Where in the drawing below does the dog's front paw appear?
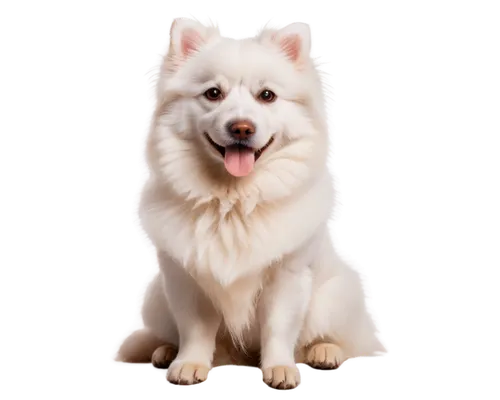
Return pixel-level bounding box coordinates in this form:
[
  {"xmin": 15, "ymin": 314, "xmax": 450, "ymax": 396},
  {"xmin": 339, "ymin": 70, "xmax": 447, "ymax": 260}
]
[
  {"xmin": 166, "ymin": 361, "xmax": 209, "ymax": 385},
  {"xmin": 305, "ymin": 342, "xmax": 345, "ymax": 370},
  {"xmin": 262, "ymin": 365, "xmax": 300, "ymax": 390}
]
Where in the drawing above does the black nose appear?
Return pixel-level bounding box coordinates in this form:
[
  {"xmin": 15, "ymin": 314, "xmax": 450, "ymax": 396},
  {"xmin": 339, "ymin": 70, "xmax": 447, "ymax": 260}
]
[{"xmin": 226, "ymin": 120, "xmax": 256, "ymax": 140}]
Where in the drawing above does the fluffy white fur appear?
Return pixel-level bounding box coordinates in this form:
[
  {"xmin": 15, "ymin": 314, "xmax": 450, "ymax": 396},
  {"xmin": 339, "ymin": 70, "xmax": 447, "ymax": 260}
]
[{"xmin": 117, "ymin": 18, "xmax": 384, "ymax": 389}]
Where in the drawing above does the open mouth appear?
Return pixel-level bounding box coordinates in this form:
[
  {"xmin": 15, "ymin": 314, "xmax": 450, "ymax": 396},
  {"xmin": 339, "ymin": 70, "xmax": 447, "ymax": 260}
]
[{"xmin": 204, "ymin": 133, "xmax": 274, "ymax": 161}]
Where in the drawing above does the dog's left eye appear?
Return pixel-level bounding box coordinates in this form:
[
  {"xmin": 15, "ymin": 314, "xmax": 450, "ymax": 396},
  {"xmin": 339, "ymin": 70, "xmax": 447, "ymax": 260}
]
[
  {"xmin": 258, "ymin": 89, "xmax": 277, "ymax": 103},
  {"xmin": 204, "ymin": 87, "xmax": 223, "ymax": 101}
]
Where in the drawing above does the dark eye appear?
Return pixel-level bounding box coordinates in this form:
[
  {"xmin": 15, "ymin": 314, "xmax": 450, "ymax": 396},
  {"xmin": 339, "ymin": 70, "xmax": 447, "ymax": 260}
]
[
  {"xmin": 204, "ymin": 87, "xmax": 223, "ymax": 101},
  {"xmin": 258, "ymin": 89, "xmax": 276, "ymax": 103}
]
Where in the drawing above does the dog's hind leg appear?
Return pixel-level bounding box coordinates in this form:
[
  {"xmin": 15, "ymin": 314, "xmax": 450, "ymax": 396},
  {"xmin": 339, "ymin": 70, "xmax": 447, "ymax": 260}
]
[
  {"xmin": 297, "ymin": 235, "xmax": 385, "ymax": 368},
  {"xmin": 116, "ymin": 272, "xmax": 179, "ymax": 365},
  {"xmin": 110, "ymin": 325, "xmax": 166, "ymax": 366}
]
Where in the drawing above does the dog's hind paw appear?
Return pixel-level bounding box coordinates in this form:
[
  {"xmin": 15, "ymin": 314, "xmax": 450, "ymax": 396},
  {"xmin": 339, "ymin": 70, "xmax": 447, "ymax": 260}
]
[
  {"xmin": 305, "ymin": 342, "xmax": 345, "ymax": 370},
  {"xmin": 151, "ymin": 344, "xmax": 178, "ymax": 369}
]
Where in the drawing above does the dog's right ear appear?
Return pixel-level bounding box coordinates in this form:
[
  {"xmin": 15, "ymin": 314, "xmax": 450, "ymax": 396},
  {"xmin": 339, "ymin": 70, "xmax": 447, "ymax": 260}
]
[{"xmin": 165, "ymin": 18, "xmax": 219, "ymax": 71}]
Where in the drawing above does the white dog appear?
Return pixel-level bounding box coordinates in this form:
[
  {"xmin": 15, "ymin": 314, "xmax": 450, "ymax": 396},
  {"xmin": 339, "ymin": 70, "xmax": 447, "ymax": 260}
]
[{"xmin": 117, "ymin": 18, "xmax": 384, "ymax": 389}]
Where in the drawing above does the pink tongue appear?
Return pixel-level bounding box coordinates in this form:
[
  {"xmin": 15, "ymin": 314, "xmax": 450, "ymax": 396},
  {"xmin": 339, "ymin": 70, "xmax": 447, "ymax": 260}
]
[{"xmin": 224, "ymin": 147, "xmax": 255, "ymax": 177}]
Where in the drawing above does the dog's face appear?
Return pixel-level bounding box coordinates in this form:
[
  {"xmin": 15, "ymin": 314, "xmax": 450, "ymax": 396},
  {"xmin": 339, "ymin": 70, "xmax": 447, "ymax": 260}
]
[
  {"xmin": 155, "ymin": 19, "xmax": 326, "ymax": 180},
  {"xmin": 183, "ymin": 38, "xmax": 290, "ymax": 178}
]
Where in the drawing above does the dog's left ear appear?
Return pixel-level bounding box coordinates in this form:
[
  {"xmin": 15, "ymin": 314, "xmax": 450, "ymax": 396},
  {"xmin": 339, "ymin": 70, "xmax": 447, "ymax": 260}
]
[{"xmin": 261, "ymin": 23, "xmax": 311, "ymax": 64}]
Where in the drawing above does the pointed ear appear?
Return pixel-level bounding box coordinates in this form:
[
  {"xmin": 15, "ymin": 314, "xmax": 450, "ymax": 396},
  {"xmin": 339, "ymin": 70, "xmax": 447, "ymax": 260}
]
[
  {"xmin": 261, "ymin": 22, "xmax": 311, "ymax": 64},
  {"xmin": 168, "ymin": 18, "xmax": 219, "ymax": 60}
]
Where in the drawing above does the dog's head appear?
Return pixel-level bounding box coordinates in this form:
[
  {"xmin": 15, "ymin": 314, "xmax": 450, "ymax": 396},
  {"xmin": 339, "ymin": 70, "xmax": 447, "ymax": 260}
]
[{"xmin": 149, "ymin": 19, "xmax": 328, "ymax": 202}]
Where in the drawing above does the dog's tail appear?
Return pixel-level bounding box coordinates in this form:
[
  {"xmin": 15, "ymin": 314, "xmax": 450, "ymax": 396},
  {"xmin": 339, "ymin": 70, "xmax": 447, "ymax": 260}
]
[{"xmin": 115, "ymin": 329, "xmax": 166, "ymax": 363}]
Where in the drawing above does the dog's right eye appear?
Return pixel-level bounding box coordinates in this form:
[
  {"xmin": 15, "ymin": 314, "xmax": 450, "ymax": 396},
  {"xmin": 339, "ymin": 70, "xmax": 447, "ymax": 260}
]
[{"xmin": 204, "ymin": 87, "xmax": 223, "ymax": 101}]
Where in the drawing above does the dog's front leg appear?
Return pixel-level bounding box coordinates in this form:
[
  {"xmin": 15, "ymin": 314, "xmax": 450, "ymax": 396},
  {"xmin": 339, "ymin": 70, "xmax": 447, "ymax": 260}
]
[
  {"xmin": 158, "ymin": 251, "xmax": 221, "ymax": 385},
  {"xmin": 258, "ymin": 253, "xmax": 313, "ymax": 389}
]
